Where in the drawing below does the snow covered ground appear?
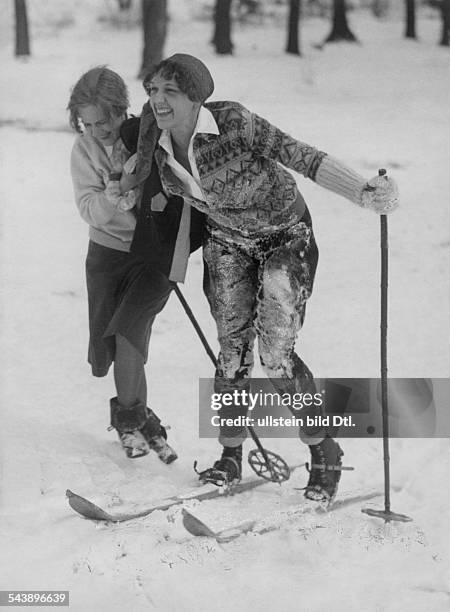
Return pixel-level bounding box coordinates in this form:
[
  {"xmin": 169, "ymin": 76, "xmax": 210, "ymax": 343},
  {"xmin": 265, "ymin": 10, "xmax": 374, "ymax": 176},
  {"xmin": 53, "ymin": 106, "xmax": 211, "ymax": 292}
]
[{"xmin": 1, "ymin": 4, "xmax": 449, "ymax": 611}]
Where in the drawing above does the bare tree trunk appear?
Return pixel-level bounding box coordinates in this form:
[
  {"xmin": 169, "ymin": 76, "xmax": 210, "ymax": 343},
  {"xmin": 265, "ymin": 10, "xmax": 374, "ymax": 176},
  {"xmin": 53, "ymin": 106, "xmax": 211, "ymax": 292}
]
[
  {"xmin": 325, "ymin": 0, "xmax": 358, "ymax": 43},
  {"xmin": 212, "ymin": 0, "xmax": 233, "ymax": 54},
  {"xmin": 15, "ymin": 0, "xmax": 30, "ymax": 57},
  {"xmin": 372, "ymin": 0, "xmax": 389, "ymax": 18},
  {"xmin": 117, "ymin": 0, "xmax": 132, "ymax": 9},
  {"xmin": 405, "ymin": 0, "xmax": 417, "ymax": 39},
  {"xmin": 139, "ymin": 0, "xmax": 167, "ymax": 79},
  {"xmin": 440, "ymin": 0, "xmax": 450, "ymax": 46},
  {"xmin": 286, "ymin": 0, "xmax": 302, "ymax": 55}
]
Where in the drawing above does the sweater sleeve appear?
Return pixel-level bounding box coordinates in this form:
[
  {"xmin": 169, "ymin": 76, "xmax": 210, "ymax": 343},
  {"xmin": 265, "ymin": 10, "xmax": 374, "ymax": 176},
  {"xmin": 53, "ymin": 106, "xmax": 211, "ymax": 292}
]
[
  {"xmin": 246, "ymin": 110, "xmax": 326, "ymax": 179},
  {"xmin": 313, "ymin": 154, "xmax": 367, "ymax": 206},
  {"xmin": 70, "ymin": 138, "xmax": 121, "ymax": 227},
  {"xmin": 246, "ymin": 110, "xmax": 367, "ymax": 206}
]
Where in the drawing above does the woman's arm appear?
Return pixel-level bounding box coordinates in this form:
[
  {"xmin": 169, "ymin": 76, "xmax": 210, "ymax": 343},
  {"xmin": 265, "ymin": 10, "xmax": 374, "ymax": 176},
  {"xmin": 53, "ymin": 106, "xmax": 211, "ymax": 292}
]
[
  {"xmin": 70, "ymin": 138, "xmax": 136, "ymax": 227},
  {"xmin": 247, "ymin": 110, "xmax": 398, "ymax": 214}
]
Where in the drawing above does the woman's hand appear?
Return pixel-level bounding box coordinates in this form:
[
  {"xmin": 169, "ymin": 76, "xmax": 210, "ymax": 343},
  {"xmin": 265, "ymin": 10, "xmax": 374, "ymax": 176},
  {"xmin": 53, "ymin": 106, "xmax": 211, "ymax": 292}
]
[
  {"xmin": 105, "ymin": 178, "xmax": 136, "ymax": 212},
  {"xmin": 119, "ymin": 154, "xmax": 138, "ymax": 194},
  {"xmin": 119, "ymin": 172, "xmax": 139, "ymax": 195},
  {"xmin": 361, "ymin": 173, "xmax": 399, "ymax": 214}
]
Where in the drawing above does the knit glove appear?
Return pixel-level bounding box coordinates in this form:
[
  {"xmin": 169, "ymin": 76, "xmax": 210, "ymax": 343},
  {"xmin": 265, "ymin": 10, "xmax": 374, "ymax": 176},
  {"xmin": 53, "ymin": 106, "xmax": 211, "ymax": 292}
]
[
  {"xmin": 361, "ymin": 172, "xmax": 399, "ymax": 214},
  {"xmin": 117, "ymin": 189, "xmax": 136, "ymax": 212},
  {"xmin": 104, "ymin": 179, "xmax": 136, "ymax": 212},
  {"xmin": 314, "ymin": 156, "xmax": 399, "ymax": 215},
  {"xmin": 104, "ymin": 179, "xmax": 122, "ymax": 205}
]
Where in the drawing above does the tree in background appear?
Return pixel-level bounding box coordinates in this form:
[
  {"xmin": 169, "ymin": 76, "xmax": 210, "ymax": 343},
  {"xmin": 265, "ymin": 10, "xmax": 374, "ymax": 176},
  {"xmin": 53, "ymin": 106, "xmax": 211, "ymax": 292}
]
[
  {"xmin": 212, "ymin": 0, "xmax": 234, "ymax": 54},
  {"xmin": 405, "ymin": 0, "xmax": 417, "ymax": 39},
  {"xmin": 15, "ymin": 0, "xmax": 30, "ymax": 57},
  {"xmin": 371, "ymin": 0, "xmax": 389, "ymax": 18},
  {"xmin": 305, "ymin": 0, "xmax": 327, "ymax": 18},
  {"xmin": 440, "ymin": 0, "xmax": 450, "ymax": 46},
  {"xmin": 324, "ymin": 0, "xmax": 358, "ymax": 43},
  {"xmin": 286, "ymin": 0, "xmax": 302, "ymax": 55},
  {"xmin": 139, "ymin": 0, "xmax": 167, "ymax": 78},
  {"xmin": 236, "ymin": 0, "xmax": 263, "ymax": 22}
]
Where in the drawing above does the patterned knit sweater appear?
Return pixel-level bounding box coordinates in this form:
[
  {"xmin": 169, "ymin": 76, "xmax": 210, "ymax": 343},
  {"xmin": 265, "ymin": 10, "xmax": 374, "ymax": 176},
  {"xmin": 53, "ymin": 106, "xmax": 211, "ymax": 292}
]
[{"xmin": 153, "ymin": 101, "xmax": 327, "ymax": 240}]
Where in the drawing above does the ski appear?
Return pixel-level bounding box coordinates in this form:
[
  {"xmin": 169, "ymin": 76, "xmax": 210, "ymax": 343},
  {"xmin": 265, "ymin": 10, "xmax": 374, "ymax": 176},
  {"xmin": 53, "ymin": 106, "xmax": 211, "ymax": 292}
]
[
  {"xmin": 182, "ymin": 489, "xmax": 386, "ymax": 543},
  {"xmin": 66, "ymin": 464, "xmax": 303, "ymax": 523}
]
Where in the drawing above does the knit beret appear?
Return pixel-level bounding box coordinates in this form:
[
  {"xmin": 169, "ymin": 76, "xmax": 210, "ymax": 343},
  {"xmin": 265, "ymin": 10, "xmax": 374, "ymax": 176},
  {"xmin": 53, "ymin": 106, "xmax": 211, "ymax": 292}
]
[
  {"xmin": 144, "ymin": 53, "xmax": 214, "ymax": 103},
  {"xmin": 167, "ymin": 54, "xmax": 214, "ymax": 102}
]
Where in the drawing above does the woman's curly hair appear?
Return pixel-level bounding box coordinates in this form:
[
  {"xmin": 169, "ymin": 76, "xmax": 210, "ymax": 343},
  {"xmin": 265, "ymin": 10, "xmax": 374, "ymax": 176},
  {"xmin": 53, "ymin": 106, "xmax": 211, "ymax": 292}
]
[{"xmin": 67, "ymin": 66, "xmax": 129, "ymax": 133}]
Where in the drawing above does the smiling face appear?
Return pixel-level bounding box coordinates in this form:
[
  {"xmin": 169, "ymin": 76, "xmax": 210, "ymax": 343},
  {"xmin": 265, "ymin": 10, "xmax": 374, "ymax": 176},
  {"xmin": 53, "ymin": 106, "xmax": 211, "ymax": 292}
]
[
  {"xmin": 78, "ymin": 104, "xmax": 125, "ymax": 146},
  {"xmin": 147, "ymin": 74, "xmax": 200, "ymax": 136}
]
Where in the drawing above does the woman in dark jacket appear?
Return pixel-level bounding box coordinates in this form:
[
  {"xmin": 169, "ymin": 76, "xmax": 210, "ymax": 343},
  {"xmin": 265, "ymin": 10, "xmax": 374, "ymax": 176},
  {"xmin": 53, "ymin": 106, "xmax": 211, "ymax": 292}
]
[{"xmin": 68, "ymin": 66, "xmax": 189, "ymax": 464}]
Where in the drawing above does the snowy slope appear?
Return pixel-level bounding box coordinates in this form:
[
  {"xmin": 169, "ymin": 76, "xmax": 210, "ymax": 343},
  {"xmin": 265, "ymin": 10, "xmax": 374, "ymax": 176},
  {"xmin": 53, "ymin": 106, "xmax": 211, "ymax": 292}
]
[{"xmin": 1, "ymin": 5, "xmax": 450, "ymax": 612}]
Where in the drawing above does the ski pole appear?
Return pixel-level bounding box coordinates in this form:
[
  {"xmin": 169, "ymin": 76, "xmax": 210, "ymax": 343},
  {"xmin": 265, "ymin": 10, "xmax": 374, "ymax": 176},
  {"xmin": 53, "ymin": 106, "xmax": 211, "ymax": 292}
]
[
  {"xmin": 173, "ymin": 284, "xmax": 217, "ymax": 367},
  {"xmin": 362, "ymin": 170, "xmax": 411, "ymax": 523},
  {"xmin": 173, "ymin": 284, "xmax": 290, "ymax": 482}
]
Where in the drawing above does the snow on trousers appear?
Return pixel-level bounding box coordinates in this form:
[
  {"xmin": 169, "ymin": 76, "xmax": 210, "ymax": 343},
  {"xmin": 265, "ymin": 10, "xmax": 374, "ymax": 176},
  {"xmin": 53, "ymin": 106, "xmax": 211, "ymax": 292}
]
[{"xmin": 203, "ymin": 211, "xmax": 325, "ymax": 447}]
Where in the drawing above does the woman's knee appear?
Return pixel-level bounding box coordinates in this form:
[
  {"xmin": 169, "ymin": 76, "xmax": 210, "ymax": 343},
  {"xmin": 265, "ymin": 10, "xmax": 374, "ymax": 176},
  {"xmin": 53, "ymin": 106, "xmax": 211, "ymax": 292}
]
[{"xmin": 259, "ymin": 345, "xmax": 295, "ymax": 379}]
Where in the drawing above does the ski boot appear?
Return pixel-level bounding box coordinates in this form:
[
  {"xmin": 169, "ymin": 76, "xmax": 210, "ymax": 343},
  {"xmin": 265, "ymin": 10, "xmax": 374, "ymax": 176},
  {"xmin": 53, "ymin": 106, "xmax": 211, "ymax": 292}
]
[
  {"xmin": 109, "ymin": 398, "xmax": 177, "ymax": 464},
  {"xmin": 140, "ymin": 408, "xmax": 178, "ymax": 465},
  {"xmin": 304, "ymin": 436, "xmax": 345, "ymax": 504},
  {"xmin": 109, "ymin": 397, "xmax": 150, "ymax": 459},
  {"xmin": 196, "ymin": 445, "xmax": 242, "ymax": 487}
]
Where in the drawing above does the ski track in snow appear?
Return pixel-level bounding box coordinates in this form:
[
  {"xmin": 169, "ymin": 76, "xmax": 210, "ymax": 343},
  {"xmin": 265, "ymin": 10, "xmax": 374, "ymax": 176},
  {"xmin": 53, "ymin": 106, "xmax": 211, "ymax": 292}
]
[{"xmin": 1, "ymin": 4, "xmax": 450, "ymax": 611}]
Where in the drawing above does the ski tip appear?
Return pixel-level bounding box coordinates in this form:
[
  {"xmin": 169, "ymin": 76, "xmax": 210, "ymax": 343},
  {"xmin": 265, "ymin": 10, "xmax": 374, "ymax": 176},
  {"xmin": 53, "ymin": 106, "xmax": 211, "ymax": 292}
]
[
  {"xmin": 182, "ymin": 508, "xmax": 217, "ymax": 538},
  {"xmin": 65, "ymin": 489, "xmax": 114, "ymax": 521}
]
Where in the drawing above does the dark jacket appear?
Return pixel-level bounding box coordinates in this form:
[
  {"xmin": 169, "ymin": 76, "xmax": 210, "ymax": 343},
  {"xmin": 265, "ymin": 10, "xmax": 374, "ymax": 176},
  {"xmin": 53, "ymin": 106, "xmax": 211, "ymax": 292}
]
[{"xmin": 120, "ymin": 117, "xmax": 204, "ymax": 277}]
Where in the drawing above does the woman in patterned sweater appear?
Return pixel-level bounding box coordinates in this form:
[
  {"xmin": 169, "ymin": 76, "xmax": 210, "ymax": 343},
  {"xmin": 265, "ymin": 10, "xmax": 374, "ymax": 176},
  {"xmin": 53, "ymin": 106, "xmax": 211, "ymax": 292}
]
[{"xmin": 134, "ymin": 54, "xmax": 399, "ymax": 502}]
